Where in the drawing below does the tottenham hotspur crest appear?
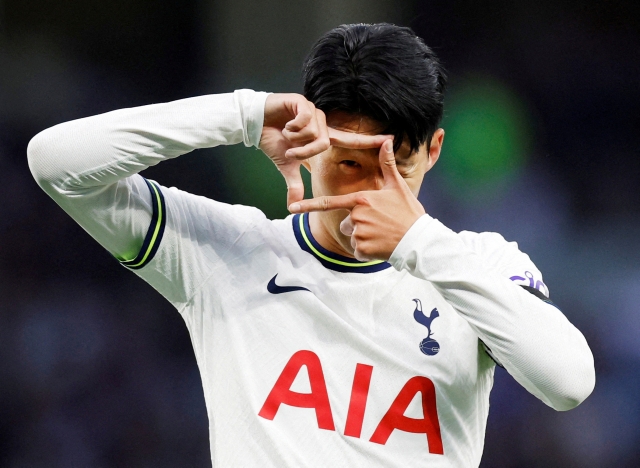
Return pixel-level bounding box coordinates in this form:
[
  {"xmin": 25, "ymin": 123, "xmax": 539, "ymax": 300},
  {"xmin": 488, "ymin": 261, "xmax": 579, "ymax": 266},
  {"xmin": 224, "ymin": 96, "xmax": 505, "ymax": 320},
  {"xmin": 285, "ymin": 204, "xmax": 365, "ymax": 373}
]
[{"xmin": 413, "ymin": 299, "xmax": 440, "ymax": 356}]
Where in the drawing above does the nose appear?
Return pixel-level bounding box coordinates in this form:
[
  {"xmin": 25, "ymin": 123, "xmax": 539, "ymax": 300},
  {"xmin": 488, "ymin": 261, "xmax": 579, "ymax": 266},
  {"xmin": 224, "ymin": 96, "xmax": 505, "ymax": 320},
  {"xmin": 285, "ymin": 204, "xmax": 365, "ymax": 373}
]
[{"xmin": 361, "ymin": 165, "xmax": 385, "ymax": 191}]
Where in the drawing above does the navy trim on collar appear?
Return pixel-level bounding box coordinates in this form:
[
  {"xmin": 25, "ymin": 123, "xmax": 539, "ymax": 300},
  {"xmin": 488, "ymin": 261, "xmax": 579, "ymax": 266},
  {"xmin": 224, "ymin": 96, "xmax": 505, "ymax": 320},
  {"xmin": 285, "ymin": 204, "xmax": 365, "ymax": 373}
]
[{"xmin": 292, "ymin": 213, "xmax": 392, "ymax": 273}]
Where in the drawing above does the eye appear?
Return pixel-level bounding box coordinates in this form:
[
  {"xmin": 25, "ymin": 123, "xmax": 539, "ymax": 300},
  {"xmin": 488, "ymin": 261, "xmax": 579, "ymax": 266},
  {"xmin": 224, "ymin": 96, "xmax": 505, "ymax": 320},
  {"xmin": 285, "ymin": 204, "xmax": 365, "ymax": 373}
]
[{"xmin": 340, "ymin": 160, "xmax": 361, "ymax": 168}]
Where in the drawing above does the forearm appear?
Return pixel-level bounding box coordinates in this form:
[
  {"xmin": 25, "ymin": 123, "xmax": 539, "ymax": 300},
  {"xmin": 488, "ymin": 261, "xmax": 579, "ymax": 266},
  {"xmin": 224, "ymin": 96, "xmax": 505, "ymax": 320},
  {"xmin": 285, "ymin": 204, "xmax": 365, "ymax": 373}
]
[
  {"xmin": 27, "ymin": 90, "xmax": 268, "ymax": 259},
  {"xmin": 28, "ymin": 90, "xmax": 268, "ymax": 194},
  {"xmin": 390, "ymin": 215, "xmax": 595, "ymax": 411}
]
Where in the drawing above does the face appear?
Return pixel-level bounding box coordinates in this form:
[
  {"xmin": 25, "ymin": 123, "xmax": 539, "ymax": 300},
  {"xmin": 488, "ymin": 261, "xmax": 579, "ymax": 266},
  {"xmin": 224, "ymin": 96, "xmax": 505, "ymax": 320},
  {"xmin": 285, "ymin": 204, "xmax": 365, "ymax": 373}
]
[{"xmin": 303, "ymin": 112, "xmax": 444, "ymax": 255}]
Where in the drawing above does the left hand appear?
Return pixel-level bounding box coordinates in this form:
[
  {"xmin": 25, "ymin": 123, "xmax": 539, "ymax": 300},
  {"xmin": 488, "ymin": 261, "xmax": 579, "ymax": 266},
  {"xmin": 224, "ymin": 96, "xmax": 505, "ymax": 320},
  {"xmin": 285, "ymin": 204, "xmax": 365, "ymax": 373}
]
[{"xmin": 288, "ymin": 139, "xmax": 426, "ymax": 261}]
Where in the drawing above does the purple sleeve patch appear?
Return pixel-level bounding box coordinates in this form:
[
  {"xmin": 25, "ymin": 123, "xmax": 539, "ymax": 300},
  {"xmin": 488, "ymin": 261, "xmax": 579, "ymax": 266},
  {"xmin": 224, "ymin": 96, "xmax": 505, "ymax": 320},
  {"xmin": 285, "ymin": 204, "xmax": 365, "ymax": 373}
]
[{"xmin": 509, "ymin": 270, "xmax": 549, "ymax": 297}]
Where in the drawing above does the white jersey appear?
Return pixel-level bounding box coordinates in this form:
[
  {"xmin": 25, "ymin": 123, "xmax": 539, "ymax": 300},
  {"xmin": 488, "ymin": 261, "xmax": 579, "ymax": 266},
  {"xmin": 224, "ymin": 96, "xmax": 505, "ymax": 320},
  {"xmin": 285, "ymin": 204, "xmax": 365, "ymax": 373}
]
[{"xmin": 27, "ymin": 90, "xmax": 595, "ymax": 467}]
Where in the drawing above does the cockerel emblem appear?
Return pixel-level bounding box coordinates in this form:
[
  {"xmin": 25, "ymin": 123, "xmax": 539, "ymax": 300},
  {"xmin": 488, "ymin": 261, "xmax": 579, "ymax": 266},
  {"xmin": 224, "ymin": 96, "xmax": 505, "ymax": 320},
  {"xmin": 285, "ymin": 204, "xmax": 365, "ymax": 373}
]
[{"xmin": 412, "ymin": 299, "xmax": 440, "ymax": 356}]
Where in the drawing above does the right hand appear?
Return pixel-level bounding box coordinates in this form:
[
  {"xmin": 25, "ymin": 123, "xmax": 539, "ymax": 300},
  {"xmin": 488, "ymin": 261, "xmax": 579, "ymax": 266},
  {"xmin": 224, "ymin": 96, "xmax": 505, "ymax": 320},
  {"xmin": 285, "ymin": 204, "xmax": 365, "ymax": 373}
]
[{"xmin": 259, "ymin": 93, "xmax": 392, "ymax": 207}]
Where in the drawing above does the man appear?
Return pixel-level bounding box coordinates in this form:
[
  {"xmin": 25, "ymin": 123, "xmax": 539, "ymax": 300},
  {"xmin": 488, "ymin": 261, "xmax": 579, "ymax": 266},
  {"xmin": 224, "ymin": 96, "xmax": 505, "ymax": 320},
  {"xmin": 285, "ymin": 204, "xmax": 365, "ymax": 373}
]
[{"xmin": 28, "ymin": 23, "xmax": 594, "ymax": 467}]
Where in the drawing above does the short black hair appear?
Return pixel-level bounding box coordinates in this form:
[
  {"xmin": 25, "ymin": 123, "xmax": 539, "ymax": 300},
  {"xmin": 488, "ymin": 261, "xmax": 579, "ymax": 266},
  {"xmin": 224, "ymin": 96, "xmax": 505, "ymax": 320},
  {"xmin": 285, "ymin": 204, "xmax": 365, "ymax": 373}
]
[{"xmin": 303, "ymin": 23, "xmax": 446, "ymax": 154}]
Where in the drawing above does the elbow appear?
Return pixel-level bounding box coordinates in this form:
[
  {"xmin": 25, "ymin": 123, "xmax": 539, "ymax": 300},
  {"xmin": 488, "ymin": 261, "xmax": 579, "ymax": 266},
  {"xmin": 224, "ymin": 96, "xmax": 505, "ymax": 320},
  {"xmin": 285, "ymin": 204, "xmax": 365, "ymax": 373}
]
[
  {"xmin": 27, "ymin": 127, "xmax": 62, "ymax": 190},
  {"xmin": 548, "ymin": 357, "xmax": 596, "ymax": 412}
]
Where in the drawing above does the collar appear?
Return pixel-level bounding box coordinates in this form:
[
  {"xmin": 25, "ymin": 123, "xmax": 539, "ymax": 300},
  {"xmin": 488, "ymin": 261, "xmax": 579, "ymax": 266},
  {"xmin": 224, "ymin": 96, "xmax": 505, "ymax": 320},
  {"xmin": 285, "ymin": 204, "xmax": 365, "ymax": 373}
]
[{"xmin": 292, "ymin": 213, "xmax": 392, "ymax": 273}]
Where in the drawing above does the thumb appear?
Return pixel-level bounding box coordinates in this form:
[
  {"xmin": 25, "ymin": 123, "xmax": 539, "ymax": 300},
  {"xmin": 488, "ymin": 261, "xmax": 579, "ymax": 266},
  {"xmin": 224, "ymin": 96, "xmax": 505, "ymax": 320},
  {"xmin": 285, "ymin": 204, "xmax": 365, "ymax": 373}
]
[
  {"xmin": 279, "ymin": 163, "xmax": 305, "ymax": 207},
  {"xmin": 380, "ymin": 139, "xmax": 403, "ymax": 188}
]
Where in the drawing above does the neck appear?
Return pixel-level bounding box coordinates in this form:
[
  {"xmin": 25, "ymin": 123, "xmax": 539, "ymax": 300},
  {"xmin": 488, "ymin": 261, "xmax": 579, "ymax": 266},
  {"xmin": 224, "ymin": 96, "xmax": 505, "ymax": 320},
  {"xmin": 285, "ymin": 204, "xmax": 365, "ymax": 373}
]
[{"xmin": 308, "ymin": 211, "xmax": 356, "ymax": 259}]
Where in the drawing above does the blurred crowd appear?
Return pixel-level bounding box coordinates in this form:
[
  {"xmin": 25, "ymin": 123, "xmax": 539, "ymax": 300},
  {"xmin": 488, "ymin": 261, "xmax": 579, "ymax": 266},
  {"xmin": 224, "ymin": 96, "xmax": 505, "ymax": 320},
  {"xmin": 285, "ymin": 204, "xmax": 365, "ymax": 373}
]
[{"xmin": 1, "ymin": 0, "xmax": 639, "ymax": 466}]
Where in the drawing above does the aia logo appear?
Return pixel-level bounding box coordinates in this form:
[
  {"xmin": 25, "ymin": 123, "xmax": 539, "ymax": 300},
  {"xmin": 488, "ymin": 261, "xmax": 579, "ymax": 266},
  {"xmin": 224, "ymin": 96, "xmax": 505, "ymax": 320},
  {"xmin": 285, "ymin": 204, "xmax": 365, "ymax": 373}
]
[
  {"xmin": 258, "ymin": 350, "xmax": 444, "ymax": 454},
  {"xmin": 412, "ymin": 299, "xmax": 440, "ymax": 356}
]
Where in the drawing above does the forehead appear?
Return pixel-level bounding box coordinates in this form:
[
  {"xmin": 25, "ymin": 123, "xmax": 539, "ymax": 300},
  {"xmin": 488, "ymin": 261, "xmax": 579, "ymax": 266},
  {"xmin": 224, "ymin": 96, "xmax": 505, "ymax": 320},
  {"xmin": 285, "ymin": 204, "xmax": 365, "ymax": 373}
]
[
  {"xmin": 326, "ymin": 111, "xmax": 386, "ymax": 134},
  {"xmin": 325, "ymin": 111, "xmax": 416, "ymax": 159}
]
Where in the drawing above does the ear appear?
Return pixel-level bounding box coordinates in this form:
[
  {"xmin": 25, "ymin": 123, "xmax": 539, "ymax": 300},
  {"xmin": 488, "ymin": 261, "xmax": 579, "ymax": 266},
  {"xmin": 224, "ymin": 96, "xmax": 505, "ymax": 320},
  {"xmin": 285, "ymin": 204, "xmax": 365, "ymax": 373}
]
[{"xmin": 425, "ymin": 128, "xmax": 444, "ymax": 172}]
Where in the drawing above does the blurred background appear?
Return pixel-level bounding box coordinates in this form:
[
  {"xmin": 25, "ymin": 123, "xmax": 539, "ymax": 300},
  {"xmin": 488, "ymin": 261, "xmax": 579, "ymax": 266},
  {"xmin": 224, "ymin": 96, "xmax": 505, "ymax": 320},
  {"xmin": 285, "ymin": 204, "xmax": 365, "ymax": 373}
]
[{"xmin": 1, "ymin": 0, "xmax": 639, "ymax": 466}]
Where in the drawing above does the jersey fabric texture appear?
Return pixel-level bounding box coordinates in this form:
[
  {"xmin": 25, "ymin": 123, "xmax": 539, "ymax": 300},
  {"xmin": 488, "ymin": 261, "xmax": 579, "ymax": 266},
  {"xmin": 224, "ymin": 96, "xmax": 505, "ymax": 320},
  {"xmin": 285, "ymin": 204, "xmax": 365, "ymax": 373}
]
[{"xmin": 27, "ymin": 90, "xmax": 595, "ymax": 467}]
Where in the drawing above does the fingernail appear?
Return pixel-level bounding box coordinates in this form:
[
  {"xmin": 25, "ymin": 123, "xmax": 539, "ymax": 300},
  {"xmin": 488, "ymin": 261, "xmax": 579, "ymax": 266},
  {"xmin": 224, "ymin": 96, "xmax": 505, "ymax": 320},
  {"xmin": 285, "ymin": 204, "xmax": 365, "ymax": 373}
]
[
  {"xmin": 289, "ymin": 203, "xmax": 301, "ymax": 212},
  {"xmin": 384, "ymin": 140, "xmax": 393, "ymax": 152}
]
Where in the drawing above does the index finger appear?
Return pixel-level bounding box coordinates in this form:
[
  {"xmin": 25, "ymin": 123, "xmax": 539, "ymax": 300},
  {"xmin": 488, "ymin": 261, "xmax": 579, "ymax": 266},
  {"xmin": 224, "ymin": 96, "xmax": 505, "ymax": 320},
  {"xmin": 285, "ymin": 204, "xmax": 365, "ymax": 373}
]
[
  {"xmin": 329, "ymin": 128, "xmax": 393, "ymax": 150},
  {"xmin": 288, "ymin": 192, "xmax": 361, "ymax": 214}
]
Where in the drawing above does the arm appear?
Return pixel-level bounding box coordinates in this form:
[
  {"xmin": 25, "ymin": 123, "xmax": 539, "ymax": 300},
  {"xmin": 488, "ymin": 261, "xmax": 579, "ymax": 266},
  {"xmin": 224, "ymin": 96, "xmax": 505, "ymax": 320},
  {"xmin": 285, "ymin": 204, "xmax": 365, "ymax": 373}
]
[
  {"xmin": 27, "ymin": 90, "xmax": 269, "ymax": 260},
  {"xmin": 390, "ymin": 215, "xmax": 595, "ymax": 411},
  {"xmin": 291, "ymin": 139, "xmax": 595, "ymax": 411},
  {"xmin": 27, "ymin": 91, "xmax": 389, "ymax": 259},
  {"xmin": 27, "ymin": 91, "xmax": 390, "ymax": 307}
]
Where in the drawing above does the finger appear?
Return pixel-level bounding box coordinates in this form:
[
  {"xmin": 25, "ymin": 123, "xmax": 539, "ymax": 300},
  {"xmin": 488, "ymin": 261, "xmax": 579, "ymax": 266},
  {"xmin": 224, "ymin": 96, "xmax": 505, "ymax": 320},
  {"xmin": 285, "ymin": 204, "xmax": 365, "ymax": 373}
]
[
  {"xmin": 284, "ymin": 100, "xmax": 314, "ymax": 132},
  {"xmin": 279, "ymin": 163, "xmax": 305, "ymax": 206},
  {"xmin": 289, "ymin": 192, "xmax": 361, "ymax": 214},
  {"xmin": 379, "ymin": 139, "xmax": 404, "ymax": 188},
  {"xmin": 353, "ymin": 242, "xmax": 374, "ymax": 262},
  {"xmin": 284, "ymin": 135, "xmax": 330, "ymax": 160},
  {"xmin": 282, "ymin": 127, "xmax": 317, "ymax": 144},
  {"xmin": 350, "ymin": 229, "xmax": 357, "ymax": 250},
  {"xmin": 340, "ymin": 214, "xmax": 355, "ymax": 236},
  {"xmin": 330, "ymin": 128, "xmax": 393, "ymax": 150},
  {"xmin": 354, "ymin": 251, "xmax": 373, "ymax": 262},
  {"xmin": 282, "ymin": 106, "xmax": 325, "ymax": 145}
]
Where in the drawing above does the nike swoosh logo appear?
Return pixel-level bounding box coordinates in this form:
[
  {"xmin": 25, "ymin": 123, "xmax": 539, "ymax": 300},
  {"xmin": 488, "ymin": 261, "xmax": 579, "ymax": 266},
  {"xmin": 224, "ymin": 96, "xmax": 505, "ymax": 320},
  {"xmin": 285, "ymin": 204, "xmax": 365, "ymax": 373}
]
[{"xmin": 267, "ymin": 274, "xmax": 311, "ymax": 294}]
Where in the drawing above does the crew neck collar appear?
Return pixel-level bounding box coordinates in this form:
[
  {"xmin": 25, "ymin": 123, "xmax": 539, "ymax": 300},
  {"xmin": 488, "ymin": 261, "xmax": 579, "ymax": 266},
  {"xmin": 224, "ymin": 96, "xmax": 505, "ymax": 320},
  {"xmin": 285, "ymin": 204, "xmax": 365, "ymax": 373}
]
[{"xmin": 292, "ymin": 213, "xmax": 392, "ymax": 273}]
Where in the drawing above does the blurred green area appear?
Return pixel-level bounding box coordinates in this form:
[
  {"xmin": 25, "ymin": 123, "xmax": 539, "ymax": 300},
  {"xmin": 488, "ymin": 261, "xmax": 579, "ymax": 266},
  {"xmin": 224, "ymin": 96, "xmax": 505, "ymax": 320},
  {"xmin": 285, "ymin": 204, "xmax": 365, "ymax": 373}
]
[
  {"xmin": 439, "ymin": 77, "xmax": 533, "ymax": 198},
  {"xmin": 220, "ymin": 145, "xmax": 312, "ymax": 219}
]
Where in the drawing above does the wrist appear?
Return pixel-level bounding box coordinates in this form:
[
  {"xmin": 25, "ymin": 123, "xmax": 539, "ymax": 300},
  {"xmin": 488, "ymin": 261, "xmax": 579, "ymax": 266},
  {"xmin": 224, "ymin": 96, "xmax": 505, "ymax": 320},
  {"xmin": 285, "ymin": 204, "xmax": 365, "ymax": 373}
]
[
  {"xmin": 235, "ymin": 89, "xmax": 270, "ymax": 148},
  {"xmin": 388, "ymin": 214, "xmax": 436, "ymax": 270}
]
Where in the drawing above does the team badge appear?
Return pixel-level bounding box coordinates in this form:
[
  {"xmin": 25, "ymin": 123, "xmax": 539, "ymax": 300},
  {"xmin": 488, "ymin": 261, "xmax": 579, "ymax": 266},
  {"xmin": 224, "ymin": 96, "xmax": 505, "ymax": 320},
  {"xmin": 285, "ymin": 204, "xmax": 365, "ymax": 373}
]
[
  {"xmin": 412, "ymin": 299, "xmax": 440, "ymax": 356},
  {"xmin": 509, "ymin": 270, "xmax": 548, "ymax": 297}
]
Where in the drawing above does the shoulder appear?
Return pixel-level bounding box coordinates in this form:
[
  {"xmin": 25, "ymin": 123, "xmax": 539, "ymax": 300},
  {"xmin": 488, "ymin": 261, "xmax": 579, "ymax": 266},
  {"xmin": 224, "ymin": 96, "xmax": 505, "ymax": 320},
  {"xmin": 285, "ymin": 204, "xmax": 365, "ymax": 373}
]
[
  {"xmin": 153, "ymin": 182, "xmax": 282, "ymax": 264},
  {"xmin": 162, "ymin": 184, "xmax": 269, "ymax": 231}
]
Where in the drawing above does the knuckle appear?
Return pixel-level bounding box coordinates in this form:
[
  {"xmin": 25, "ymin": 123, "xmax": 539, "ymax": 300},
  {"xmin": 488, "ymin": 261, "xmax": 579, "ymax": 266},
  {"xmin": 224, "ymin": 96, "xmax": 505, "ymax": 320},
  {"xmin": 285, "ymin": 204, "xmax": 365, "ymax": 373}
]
[
  {"xmin": 321, "ymin": 196, "xmax": 331, "ymax": 211},
  {"xmin": 355, "ymin": 194, "xmax": 370, "ymax": 205},
  {"xmin": 297, "ymin": 108, "xmax": 311, "ymax": 121},
  {"xmin": 358, "ymin": 244, "xmax": 369, "ymax": 256},
  {"xmin": 354, "ymin": 246, "xmax": 372, "ymax": 261},
  {"xmin": 284, "ymin": 148, "xmax": 298, "ymax": 158},
  {"xmin": 287, "ymin": 181, "xmax": 303, "ymax": 190},
  {"xmin": 319, "ymin": 136, "xmax": 330, "ymax": 151},
  {"xmin": 359, "ymin": 243, "xmax": 374, "ymax": 257},
  {"xmin": 350, "ymin": 210, "xmax": 364, "ymax": 222}
]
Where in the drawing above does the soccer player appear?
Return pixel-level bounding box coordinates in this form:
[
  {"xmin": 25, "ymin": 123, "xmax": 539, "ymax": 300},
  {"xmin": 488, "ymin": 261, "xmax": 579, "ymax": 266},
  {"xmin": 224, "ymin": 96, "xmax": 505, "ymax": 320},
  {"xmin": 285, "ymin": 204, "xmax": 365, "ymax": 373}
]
[{"xmin": 28, "ymin": 23, "xmax": 594, "ymax": 467}]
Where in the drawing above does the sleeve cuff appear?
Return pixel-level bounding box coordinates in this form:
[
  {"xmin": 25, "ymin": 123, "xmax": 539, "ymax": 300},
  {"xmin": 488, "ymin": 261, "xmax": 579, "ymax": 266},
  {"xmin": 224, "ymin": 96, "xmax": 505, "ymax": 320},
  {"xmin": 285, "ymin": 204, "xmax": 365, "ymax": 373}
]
[
  {"xmin": 235, "ymin": 89, "xmax": 270, "ymax": 148},
  {"xmin": 388, "ymin": 214, "xmax": 438, "ymax": 272}
]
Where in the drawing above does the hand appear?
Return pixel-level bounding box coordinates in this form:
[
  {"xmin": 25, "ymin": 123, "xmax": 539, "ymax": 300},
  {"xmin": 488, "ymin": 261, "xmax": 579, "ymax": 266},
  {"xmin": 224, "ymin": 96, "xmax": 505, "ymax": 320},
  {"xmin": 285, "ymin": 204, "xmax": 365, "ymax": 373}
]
[
  {"xmin": 259, "ymin": 93, "xmax": 391, "ymax": 207},
  {"xmin": 288, "ymin": 140, "xmax": 426, "ymax": 261}
]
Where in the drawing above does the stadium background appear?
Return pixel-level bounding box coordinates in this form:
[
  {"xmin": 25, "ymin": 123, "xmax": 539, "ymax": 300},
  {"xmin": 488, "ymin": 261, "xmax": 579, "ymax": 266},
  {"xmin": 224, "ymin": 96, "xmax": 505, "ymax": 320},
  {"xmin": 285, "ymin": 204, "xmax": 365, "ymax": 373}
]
[{"xmin": 1, "ymin": 0, "xmax": 639, "ymax": 466}]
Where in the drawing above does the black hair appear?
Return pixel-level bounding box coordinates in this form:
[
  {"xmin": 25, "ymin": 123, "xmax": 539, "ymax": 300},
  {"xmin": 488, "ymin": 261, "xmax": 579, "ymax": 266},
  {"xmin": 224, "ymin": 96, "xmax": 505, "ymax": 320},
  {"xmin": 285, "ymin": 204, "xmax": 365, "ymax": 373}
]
[{"xmin": 303, "ymin": 23, "xmax": 446, "ymax": 154}]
